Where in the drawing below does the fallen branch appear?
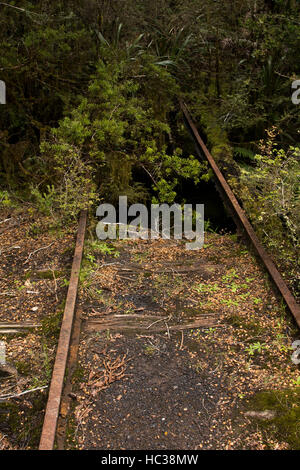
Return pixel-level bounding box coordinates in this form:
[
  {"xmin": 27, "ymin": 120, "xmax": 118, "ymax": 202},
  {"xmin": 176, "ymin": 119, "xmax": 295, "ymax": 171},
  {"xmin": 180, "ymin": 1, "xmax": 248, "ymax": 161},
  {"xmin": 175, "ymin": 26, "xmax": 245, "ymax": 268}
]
[
  {"xmin": 0, "ymin": 330, "xmax": 20, "ymax": 334},
  {"xmin": 0, "ymin": 323, "xmax": 40, "ymax": 329}
]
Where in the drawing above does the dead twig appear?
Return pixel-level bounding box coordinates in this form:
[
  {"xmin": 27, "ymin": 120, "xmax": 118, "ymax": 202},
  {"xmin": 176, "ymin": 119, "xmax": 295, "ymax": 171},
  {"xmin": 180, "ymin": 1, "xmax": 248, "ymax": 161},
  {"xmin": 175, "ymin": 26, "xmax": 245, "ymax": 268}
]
[
  {"xmin": 179, "ymin": 330, "xmax": 184, "ymax": 350},
  {"xmin": 0, "ymin": 385, "xmax": 48, "ymax": 401},
  {"xmin": 48, "ymin": 266, "xmax": 58, "ymax": 302},
  {"xmin": 146, "ymin": 315, "xmax": 172, "ymax": 330},
  {"xmin": 0, "ymin": 323, "xmax": 40, "ymax": 329},
  {"xmin": 86, "ymin": 353, "xmax": 130, "ymax": 397},
  {"xmin": 24, "ymin": 242, "xmax": 54, "ymax": 264},
  {"xmin": 165, "ymin": 321, "xmax": 170, "ymax": 339},
  {"xmin": 0, "ymin": 245, "xmax": 21, "ymax": 255}
]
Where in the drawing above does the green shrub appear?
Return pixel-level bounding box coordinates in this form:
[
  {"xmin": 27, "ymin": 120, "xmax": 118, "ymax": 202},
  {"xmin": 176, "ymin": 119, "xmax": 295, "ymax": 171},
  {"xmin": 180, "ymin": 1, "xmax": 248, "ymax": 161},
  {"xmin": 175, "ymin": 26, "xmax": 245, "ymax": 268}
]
[
  {"xmin": 36, "ymin": 50, "xmax": 204, "ymax": 220},
  {"xmin": 237, "ymin": 134, "xmax": 300, "ymax": 291}
]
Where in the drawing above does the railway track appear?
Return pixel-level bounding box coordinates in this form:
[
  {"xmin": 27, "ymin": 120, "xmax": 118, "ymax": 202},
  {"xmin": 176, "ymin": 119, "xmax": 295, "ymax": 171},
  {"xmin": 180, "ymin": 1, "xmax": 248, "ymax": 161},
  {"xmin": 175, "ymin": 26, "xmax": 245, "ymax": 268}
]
[
  {"xmin": 39, "ymin": 210, "xmax": 87, "ymax": 450},
  {"xmin": 180, "ymin": 101, "xmax": 300, "ymax": 328},
  {"xmin": 38, "ymin": 105, "xmax": 300, "ymax": 450}
]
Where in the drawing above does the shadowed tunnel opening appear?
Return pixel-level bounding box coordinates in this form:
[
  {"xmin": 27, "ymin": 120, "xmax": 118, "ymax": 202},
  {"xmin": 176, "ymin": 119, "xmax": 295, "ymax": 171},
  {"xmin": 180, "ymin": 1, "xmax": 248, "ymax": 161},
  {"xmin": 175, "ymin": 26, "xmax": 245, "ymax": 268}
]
[
  {"xmin": 131, "ymin": 115, "xmax": 236, "ymax": 235},
  {"xmin": 131, "ymin": 164, "xmax": 236, "ymax": 235}
]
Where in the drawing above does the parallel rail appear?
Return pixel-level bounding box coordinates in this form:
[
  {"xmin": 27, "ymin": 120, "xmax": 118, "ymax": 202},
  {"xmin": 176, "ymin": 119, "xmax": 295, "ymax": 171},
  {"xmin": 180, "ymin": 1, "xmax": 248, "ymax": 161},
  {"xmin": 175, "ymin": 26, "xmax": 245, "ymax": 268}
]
[
  {"xmin": 38, "ymin": 103, "xmax": 299, "ymax": 450},
  {"xmin": 39, "ymin": 210, "xmax": 87, "ymax": 450},
  {"xmin": 180, "ymin": 100, "xmax": 300, "ymax": 328}
]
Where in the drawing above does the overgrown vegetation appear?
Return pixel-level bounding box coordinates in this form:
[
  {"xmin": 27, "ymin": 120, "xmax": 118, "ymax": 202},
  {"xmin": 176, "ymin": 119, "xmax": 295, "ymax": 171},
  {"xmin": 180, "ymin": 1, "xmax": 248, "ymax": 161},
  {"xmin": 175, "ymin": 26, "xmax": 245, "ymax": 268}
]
[
  {"xmin": 237, "ymin": 132, "xmax": 300, "ymax": 292},
  {"xmin": 0, "ymin": 0, "xmax": 299, "ymax": 294}
]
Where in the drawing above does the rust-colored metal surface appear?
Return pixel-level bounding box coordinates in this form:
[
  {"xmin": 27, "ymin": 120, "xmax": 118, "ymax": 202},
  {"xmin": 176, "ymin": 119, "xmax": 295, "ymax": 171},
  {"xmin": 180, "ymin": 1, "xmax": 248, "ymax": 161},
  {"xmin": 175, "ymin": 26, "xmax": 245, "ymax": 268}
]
[
  {"xmin": 56, "ymin": 309, "xmax": 83, "ymax": 450},
  {"xmin": 39, "ymin": 210, "xmax": 87, "ymax": 450},
  {"xmin": 180, "ymin": 101, "xmax": 300, "ymax": 328}
]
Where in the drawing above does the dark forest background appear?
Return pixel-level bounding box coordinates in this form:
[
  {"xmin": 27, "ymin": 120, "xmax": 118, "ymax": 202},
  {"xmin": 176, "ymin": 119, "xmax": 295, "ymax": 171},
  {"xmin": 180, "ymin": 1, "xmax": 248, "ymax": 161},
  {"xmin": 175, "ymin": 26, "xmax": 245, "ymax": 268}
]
[{"xmin": 0, "ymin": 0, "xmax": 299, "ymax": 293}]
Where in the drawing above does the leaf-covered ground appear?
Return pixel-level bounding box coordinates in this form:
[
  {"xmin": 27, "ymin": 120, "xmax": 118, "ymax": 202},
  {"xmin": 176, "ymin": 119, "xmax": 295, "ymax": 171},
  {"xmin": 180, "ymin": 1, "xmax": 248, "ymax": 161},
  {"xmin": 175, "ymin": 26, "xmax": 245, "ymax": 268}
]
[
  {"xmin": 0, "ymin": 208, "xmax": 76, "ymax": 449},
  {"xmin": 66, "ymin": 230, "xmax": 300, "ymax": 450},
  {"xmin": 0, "ymin": 208, "xmax": 299, "ymax": 450}
]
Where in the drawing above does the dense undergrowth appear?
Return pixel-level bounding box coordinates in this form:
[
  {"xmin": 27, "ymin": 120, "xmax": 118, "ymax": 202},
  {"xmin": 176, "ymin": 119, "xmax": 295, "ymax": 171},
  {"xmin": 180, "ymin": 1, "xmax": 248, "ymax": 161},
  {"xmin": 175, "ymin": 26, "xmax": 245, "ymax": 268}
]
[{"xmin": 0, "ymin": 0, "xmax": 299, "ymax": 296}]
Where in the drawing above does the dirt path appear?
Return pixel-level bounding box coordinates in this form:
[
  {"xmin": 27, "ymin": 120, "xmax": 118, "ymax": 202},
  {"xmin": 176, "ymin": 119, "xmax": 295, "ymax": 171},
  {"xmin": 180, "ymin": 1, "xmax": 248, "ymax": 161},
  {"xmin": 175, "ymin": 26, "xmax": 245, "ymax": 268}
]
[{"xmin": 66, "ymin": 233, "xmax": 299, "ymax": 450}]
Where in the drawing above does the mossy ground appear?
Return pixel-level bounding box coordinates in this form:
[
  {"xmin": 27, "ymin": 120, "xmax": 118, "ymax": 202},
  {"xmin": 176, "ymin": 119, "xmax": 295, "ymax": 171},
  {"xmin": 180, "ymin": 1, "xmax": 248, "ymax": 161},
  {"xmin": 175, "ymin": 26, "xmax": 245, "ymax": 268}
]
[
  {"xmin": 244, "ymin": 388, "xmax": 300, "ymax": 449},
  {"xmin": 0, "ymin": 393, "xmax": 47, "ymax": 449}
]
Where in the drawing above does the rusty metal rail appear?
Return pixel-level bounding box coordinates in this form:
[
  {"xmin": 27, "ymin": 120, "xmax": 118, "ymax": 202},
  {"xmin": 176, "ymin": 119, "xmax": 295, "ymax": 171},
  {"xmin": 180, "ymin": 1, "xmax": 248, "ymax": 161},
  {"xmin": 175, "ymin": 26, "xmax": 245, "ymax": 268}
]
[
  {"xmin": 38, "ymin": 104, "xmax": 299, "ymax": 450},
  {"xmin": 180, "ymin": 100, "xmax": 300, "ymax": 328},
  {"xmin": 39, "ymin": 210, "xmax": 87, "ymax": 450}
]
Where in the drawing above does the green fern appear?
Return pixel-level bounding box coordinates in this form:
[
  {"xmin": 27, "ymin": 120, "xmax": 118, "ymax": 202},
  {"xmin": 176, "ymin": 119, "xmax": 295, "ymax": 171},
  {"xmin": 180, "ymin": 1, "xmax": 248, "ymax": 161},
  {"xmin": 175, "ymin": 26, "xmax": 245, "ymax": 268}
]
[{"xmin": 233, "ymin": 147, "xmax": 255, "ymax": 161}]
